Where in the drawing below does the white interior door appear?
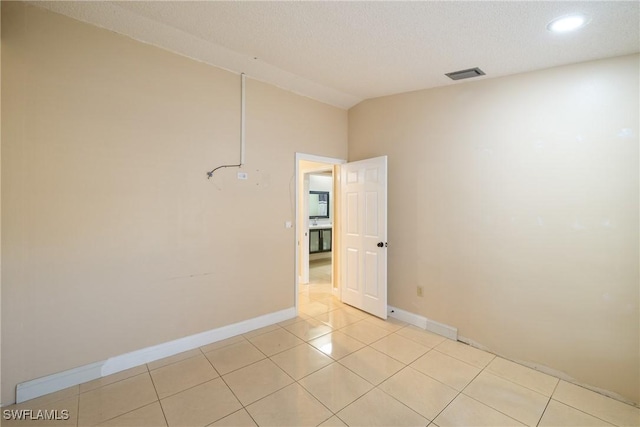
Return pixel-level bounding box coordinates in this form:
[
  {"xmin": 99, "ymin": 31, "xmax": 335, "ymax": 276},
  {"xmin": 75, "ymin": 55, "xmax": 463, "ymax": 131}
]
[{"xmin": 340, "ymin": 156, "xmax": 388, "ymax": 319}]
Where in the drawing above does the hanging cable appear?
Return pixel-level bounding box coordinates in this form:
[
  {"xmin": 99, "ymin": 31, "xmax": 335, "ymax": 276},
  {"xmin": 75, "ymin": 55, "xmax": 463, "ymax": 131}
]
[{"xmin": 206, "ymin": 73, "xmax": 246, "ymax": 179}]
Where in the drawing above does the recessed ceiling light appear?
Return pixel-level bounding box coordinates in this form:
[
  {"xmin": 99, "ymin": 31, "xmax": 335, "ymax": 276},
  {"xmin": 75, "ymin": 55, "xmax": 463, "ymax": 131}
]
[{"xmin": 547, "ymin": 14, "xmax": 591, "ymax": 33}]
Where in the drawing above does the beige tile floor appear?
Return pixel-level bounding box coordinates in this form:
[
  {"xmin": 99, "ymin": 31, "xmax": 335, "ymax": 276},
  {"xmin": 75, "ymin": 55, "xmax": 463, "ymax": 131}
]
[{"xmin": 4, "ymin": 260, "xmax": 639, "ymax": 427}]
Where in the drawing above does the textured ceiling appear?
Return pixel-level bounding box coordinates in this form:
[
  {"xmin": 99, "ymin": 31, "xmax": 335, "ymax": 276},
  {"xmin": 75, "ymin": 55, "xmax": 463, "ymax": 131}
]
[{"xmin": 34, "ymin": 1, "xmax": 640, "ymax": 109}]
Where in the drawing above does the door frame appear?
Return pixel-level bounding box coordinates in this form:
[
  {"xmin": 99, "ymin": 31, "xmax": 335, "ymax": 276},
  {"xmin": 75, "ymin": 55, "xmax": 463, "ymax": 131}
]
[{"xmin": 294, "ymin": 153, "xmax": 346, "ymax": 315}]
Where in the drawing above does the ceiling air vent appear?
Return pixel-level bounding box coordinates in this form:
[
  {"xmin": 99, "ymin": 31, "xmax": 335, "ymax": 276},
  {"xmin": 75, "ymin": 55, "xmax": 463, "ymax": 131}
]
[{"xmin": 445, "ymin": 67, "xmax": 485, "ymax": 80}]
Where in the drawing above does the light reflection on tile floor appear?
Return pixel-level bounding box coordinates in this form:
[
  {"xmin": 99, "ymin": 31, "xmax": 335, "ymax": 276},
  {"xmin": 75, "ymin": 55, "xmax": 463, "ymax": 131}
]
[{"xmin": 4, "ymin": 259, "xmax": 639, "ymax": 426}]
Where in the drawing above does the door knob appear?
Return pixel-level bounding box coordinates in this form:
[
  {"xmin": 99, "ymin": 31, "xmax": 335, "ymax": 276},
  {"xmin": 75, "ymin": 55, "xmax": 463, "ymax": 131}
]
[{"xmin": 377, "ymin": 242, "xmax": 384, "ymax": 247}]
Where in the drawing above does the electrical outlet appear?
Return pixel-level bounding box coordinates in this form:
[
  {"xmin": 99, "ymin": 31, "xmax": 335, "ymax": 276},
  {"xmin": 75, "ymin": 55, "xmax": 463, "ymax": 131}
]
[{"xmin": 417, "ymin": 286, "xmax": 423, "ymax": 297}]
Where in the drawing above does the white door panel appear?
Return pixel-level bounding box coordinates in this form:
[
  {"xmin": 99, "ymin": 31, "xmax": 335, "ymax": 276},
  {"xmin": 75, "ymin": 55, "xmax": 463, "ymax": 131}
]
[{"xmin": 340, "ymin": 156, "xmax": 387, "ymax": 319}]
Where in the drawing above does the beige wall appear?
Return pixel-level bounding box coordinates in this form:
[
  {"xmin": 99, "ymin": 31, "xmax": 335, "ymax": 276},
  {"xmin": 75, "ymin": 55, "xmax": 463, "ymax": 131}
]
[
  {"xmin": 0, "ymin": 2, "xmax": 347, "ymax": 405},
  {"xmin": 349, "ymin": 54, "xmax": 640, "ymax": 403}
]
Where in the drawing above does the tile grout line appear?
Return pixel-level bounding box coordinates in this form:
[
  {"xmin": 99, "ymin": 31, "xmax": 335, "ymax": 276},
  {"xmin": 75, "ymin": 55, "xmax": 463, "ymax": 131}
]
[
  {"xmin": 481, "ymin": 363, "xmax": 559, "ymax": 400},
  {"xmin": 210, "ymin": 355, "xmax": 268, "ymax": 378},
  {"xmin": 452, "ymin": 355, "xmax": 530, "ymax": 425},
  {"xmin": 211, "ymin": 336, "xmax": 306, "ymax": 416},
  {"xmin": 86, "ymin": 374, "xmax": 162, "ymax": 427},
  {"xmin": 535, "ymin": 380, "xmax": 561, "ymax": 427},
  {"xmin": 475, "ymin": 368, "xmax": 556, "ymax": 403},
  {"xmin": 373, "ymin": 379, "xmax": 439, "ymax": 424},
  {"xmin": 78, "ymin": 368, "xmax": 149, "ymax": 396},
  {"xmin": 217, "ymin": 377, "xmax": 258, "ymax": 426},
  {"xmin": 414, "ymin": 348, "xmax": 528, "ymax": 425},
  {"xmin": 201, "ymin": 352, "xmax": 258, "ymax": 426},
  {"xmin": 545, "ymin": 393, "xmax": 625, "ymax": 427},
  {"xmin": 285, "ymin": 365, "xmax": 339, "ymax": 425},
  {"xmin": 74, "ymin": 390, "xmax": 80, "ymax": 427},
  {"xmin": 146, "ymin": 370, "xmax": 170, "ymax": 427},
  {"xmin": 202, "ymin": 408, "xmax": 253, "ymax": 427},
  {"xmin": 147, "ymin": 349, "xmax": 203, "ymax": 373},
  {"xmin": 551, "ymin": 397, "xmax": 627, "ymax": 426},
  {"xmin": 411, "ymin": 344, "xmax": 471, "ymax": 408},
  {"xmin": 75, "ymin": 371, "xmax": 154, "ymax": 426},
  {"xmin": 149, "ymin": 356, "xmax": 221, "ymax": 401},
  {"xmin": 460, "ymin": 392, "xmax": 531, "ymax": 426}
]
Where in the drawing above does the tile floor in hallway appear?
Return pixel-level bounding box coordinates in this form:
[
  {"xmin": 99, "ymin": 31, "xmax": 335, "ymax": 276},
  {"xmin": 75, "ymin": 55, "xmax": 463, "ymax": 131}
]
[{"xmin": 4, "ymin": 259, "xmax": 639, "ymax": 427}]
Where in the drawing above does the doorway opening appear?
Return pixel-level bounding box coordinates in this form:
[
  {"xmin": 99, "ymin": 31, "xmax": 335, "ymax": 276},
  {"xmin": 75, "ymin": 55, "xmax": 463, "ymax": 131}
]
[
  {"xmin": 306, "ymin": 170, "xmax": 333, "ymax": 291},
  {"xmin": 295, "ymin": 153, "xmax": 345, "ymax": 315}
]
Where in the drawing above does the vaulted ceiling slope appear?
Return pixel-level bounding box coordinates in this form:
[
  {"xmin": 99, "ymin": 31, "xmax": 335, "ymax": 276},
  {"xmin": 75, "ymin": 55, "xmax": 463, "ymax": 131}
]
[{"xmin": 33, "ymin": 1, "xmax": 639, "ymax": 109}]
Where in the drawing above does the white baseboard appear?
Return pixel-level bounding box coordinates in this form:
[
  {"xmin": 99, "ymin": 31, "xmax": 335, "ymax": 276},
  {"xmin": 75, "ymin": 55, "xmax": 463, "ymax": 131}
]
[
  {"xmin": 15, "ymin": 307, "xmax": 296, "ymax": 404},
  {"xmin": 388, "ymin": 306, "xmax": 427, "ymax": 328},
  {"xmin": 388, "ymin": 306, "xmax": 458, "ymax": 340},
  {"xmin": 15, "ymin": 361, "xmax": 104, "ymax": 405},
  {"xmin": 425, "ymin": 317, "xmax": 458, "ymax": 341}
]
